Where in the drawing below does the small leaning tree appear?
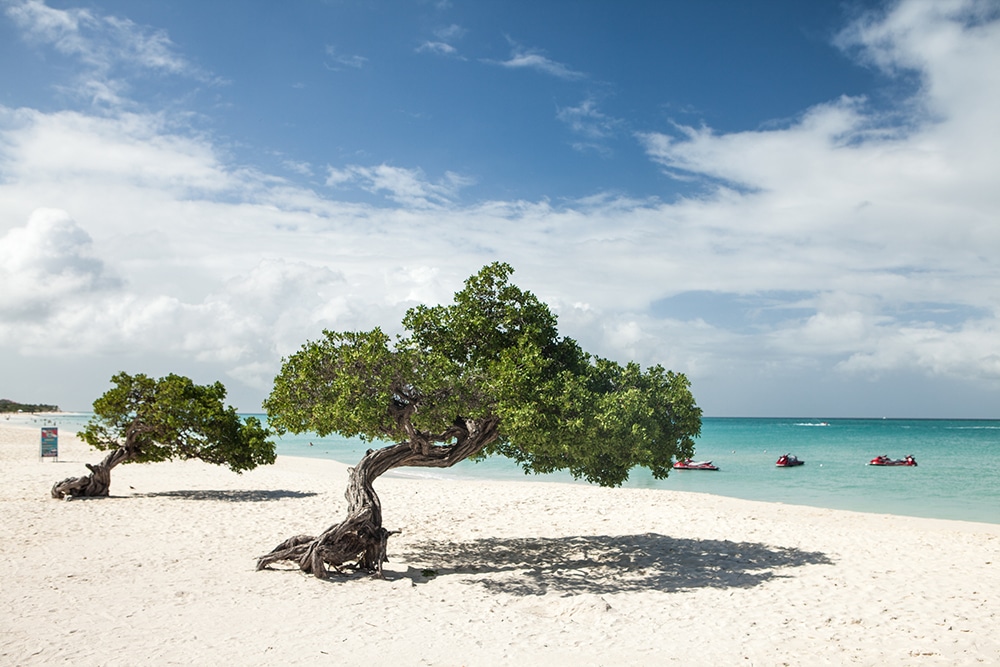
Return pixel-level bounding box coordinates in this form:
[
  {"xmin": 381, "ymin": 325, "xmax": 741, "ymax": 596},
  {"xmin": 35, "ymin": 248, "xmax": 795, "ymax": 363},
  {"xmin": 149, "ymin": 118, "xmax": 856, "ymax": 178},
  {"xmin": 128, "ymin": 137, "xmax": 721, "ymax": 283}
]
[
  {"xmin": 51, "ymin": 372, "xmax": 274, "ymax": 499},
  {"xmin": 258, "ymin": 262, "xmax": 701, "ymax": 579}
]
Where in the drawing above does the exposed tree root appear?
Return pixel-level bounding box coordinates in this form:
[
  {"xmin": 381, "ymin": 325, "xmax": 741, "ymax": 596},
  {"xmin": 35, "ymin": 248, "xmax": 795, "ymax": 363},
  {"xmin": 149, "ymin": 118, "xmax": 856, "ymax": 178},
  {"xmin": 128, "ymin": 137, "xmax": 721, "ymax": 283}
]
[
  {"xmin": 257, "ymin": 416, "xmax": 499, "ymax": 579},
  {"xmin": 51, "ymin": 447, "xmax": 130, "ymax": 499}
]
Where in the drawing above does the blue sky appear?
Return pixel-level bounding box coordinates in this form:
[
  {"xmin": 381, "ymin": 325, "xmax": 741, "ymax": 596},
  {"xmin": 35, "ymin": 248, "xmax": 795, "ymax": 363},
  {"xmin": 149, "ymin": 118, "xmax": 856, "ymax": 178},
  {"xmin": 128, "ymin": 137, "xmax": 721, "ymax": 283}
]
[{"xmin": 1, "ymin": 0, "xmax": 999, "ymax": 417}]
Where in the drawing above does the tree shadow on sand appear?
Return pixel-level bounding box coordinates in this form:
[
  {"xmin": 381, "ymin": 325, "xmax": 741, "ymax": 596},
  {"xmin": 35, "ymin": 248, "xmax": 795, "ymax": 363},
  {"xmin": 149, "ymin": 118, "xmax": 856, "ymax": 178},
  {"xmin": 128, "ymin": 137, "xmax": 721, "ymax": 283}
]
[
  {"xmin": 135, "ymin": 489, "xmax": 318, "ymax": 502},
  {"xmin": 398, "ymin": 533, "xmax": 833, "ymax": 596}
]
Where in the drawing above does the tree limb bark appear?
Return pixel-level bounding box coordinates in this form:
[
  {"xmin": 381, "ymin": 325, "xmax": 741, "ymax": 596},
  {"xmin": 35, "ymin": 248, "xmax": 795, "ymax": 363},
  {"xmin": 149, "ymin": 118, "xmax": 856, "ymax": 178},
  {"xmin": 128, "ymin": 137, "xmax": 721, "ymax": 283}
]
[
  {"xmin": 50, "ymin": 421, "xmax": 147, "ymax": 499},
  {"xmin": 257, "ymin": 415, "xmax": 500, "ymax": 579},
  {"xmin": 51, "ymin": 446, "xmax": 132, "ymax": 499}
]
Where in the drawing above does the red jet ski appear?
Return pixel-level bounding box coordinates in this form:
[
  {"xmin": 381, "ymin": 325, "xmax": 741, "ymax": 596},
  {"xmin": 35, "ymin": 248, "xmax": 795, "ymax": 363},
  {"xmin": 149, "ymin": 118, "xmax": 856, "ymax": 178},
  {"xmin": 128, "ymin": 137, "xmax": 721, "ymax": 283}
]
[
  {"xmin": 776, "ymin": 454, "xmax": 804, "ymax": 467},
  {"xmin": 673, "ymin": 459, "xmax": 719, "ymax": 471},
  {"xmin": 868, "ymin": 455, "xmax": 918, "ymax": 467}
]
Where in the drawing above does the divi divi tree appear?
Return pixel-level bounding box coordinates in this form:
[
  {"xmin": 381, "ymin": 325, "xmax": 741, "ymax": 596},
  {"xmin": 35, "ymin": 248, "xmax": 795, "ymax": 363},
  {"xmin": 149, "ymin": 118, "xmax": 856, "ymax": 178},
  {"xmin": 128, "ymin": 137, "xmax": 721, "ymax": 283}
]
[
  {"xmin": 51, "ymin": 373, "xmax": 274, "ymax": 499},
  {"xmin": 258, "ymin": 263, "xmax": 701, "ymax": 579}
]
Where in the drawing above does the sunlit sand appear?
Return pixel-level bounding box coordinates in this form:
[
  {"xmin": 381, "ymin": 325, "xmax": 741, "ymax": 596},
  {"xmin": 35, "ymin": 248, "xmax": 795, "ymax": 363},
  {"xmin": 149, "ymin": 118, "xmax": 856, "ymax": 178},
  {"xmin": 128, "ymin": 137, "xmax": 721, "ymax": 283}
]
[{"xmin": 2, "ymin": 422, "xmax": 998, "ymax": 665}]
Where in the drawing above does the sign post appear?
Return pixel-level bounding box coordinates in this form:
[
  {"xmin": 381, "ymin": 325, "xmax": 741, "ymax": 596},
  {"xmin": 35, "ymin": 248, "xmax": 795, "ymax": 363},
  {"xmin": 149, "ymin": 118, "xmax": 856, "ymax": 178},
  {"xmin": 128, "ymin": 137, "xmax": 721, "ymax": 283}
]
[{"xmin": 40, "ymin": 427, "xmax": 58, "ymax": 461}]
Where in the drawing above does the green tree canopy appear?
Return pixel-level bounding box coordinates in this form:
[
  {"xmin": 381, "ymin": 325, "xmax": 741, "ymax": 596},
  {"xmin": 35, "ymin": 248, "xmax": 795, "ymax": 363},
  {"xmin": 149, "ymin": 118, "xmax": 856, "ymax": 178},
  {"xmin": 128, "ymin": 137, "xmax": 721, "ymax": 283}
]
[
  {"xmin": 52, "ymin": 372, "xmax": 274, "ymax": 498},
  {"xmin": 266, "ymin": 262, "xmax": 700, "ymax": 486},
  {"xmin": 259, "ymin": 263, "xmax": 701, "ymax": 578}
]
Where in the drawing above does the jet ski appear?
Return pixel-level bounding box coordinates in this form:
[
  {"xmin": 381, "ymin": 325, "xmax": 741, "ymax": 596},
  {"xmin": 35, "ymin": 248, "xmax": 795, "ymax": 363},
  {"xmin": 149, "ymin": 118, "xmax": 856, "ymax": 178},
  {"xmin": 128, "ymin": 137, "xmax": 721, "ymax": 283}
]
[
  {"xmin": 775, "ymin": 454, "xmax": 804, "ymax": 467},
  {"xmin": 673, "ymin": 459, "xmax": 719, "ymax": 471},
  {"xmin": 868, "ymin": 455, "xmax": 918, "ymax": 467}
]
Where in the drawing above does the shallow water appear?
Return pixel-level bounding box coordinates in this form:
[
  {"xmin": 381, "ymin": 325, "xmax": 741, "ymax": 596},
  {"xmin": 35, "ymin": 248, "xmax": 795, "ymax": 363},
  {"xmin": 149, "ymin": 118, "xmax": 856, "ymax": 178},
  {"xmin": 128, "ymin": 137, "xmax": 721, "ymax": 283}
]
[
  {"xmin": 628, "ymin": 418, "xmax": 1000, "ymax": 524},
  {"xmin": 275, "ymin": 417, "xmax": 1000, "ymax": 524},
  {"xmin": 14, "ymin": 413, "xmax": 999, "ymax": 524}
]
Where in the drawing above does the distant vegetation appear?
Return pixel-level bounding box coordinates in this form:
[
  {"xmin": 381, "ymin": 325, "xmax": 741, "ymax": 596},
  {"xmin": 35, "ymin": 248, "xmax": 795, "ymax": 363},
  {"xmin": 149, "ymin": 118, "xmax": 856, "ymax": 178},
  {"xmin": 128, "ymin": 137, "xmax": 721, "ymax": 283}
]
[{"xmin": 0, "ymin": 399, "xmax": 59, "ymax": 413}]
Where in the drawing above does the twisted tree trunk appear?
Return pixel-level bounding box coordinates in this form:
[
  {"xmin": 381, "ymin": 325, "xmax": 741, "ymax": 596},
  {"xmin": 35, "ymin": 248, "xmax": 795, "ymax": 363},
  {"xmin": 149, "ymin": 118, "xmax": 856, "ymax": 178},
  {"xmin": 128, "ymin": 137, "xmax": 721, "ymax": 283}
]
[
  {"xmin": 51, "ymin": 447, "xmax": 132, "ymax": 499},
  {"xmin": 257, "ymin": 415, "xmax": 500, "ymax": 579},
  {"xmin": 51, "ymin": 422, "xmax": 146, "ymax": 499}
]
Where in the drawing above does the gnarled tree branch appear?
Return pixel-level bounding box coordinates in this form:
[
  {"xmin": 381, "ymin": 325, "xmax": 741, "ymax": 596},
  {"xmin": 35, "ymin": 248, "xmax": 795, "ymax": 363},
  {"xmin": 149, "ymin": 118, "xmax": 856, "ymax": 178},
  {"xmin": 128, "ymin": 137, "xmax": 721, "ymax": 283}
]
[{"xmin": 257, "ymin": 415, "xmax": 500, "ymax": 578}]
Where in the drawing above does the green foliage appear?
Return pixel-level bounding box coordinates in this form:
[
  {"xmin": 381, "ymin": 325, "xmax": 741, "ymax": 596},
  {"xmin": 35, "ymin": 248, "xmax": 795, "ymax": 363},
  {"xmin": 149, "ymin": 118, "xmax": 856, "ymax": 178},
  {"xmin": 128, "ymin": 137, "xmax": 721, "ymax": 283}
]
[
  {"xmin": 0, "ymin": 399, "xmax": 59, "ymax": 413},
  {"xmin": 80, "ymin": 372, "xmax": 275, "ymax": 473},
  {"xmin": 265, "ymin": 262, "xmax": 701, "ymax": 486}
]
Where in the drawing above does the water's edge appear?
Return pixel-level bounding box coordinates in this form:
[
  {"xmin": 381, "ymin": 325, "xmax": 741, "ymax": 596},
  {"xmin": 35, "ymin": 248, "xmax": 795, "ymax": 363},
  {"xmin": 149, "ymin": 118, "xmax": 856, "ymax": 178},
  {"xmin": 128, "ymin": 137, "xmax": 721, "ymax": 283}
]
[{"xmin": 10, "ymin": 413, "xmax": 999, "ymax": 525}]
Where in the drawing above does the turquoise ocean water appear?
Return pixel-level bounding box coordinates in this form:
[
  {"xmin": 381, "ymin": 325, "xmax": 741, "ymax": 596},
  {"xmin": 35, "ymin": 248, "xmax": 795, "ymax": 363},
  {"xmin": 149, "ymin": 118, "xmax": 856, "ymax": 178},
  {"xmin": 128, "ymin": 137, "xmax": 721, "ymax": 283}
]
[{"xmin": 14, "ymin": 414, "xmax": 999, "ymax": 525}]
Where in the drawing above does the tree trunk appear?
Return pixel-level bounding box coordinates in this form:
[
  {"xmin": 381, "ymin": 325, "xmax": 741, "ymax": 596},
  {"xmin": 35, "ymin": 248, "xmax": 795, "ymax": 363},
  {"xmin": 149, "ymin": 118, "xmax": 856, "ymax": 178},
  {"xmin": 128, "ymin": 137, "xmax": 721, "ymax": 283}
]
[
  {"xmin": 51, "ymin": 447, "xmax": 131, "ymax": 499},
  {"xmin": 256, "ymin": 416, "xmax": 499, "ymax": 579}
]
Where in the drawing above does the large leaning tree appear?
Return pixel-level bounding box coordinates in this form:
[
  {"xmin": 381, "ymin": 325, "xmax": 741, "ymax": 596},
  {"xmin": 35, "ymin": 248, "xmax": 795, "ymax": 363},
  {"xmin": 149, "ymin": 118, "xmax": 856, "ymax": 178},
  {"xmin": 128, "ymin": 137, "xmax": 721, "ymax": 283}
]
[
  {"xmin": 258, "ymin": 262, "xmax": 701, "ymax": 579},
  {"xmin": 51, "ymin": 372, "xmax": 274, "ymax": 499}
]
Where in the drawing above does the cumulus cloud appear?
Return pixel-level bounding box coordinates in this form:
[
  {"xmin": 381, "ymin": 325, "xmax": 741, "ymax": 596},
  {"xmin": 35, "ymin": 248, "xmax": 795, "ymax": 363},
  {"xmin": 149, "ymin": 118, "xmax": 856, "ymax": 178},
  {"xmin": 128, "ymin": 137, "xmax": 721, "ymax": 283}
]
[
  {"xmin": 627, "ymin": 0, "xmax": 1000, "ymax": 384},
  {"xmin": 834, "ymin": 0, "xmax": 1000, "ymax": 78},
  {"xmin": 1, "ymin": 107, "xmax": 235, "ymax": 195},
  {"xmin": 0, "ymin": 208, "xmax": 118, "ymax": 320},
  {"xmin": 837, "ymin": 318, "xmax": 1000, "ymax": 381}
]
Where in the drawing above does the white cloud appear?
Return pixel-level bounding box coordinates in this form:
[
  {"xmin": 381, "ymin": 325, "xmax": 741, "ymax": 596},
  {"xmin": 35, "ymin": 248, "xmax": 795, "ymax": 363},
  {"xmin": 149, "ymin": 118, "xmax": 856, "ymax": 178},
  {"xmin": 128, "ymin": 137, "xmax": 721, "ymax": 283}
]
[
  {"xmin": 417, "ymin": 24, "xmax": 467, "ymax": 57},
  {"xmin": 837, "ymin": 318, "xmax": 1000, "ymax": 381},
  {"xmin": 626, "ymin": 0, "xmax": 1000, "ymax": 386},
  {"xmin": 634, "ymin": 1, "xmax": 1000, "ymax": 299},
  {"xmin": 4, "ymin": 0, "xmax": 205, "ymax": 105},
  {"xmin": 493, "ymin": 40, "xmax": 586, "ymax": 80},
  {"xmin": 324, "ymin": 46, "xmax": 368, "ymax": 70},
  {"xmin": 325, "ymin": 164, "xmax": 475, "ymax": 208},
  {"xmin": 281, "ymin": 159, "xmax": 314, "ymax": 177},
  {"xmin": 834, "ymin": 0, "xmax": 999, "ymax": 79},
  {"xmin": 417, "ymin": 41, "xmax": 458, "ymax": 56},
  {"xmin": 0, "ymin": 208, "xmax": 118, "ymax": 320},
  {"xmin": 556, "ymin": 97, "xmax": 623, "ymax": 155},
  {"xmin": 435, "ymin": 24, "xmax": 465, "ymax": 41},
  {"xmin": 1, "ymin": 107, "xmax": 235, "ymax": 195},
  {"xmin": 1, "ymin": 0, "xmax": 999, "ymax": 413},
  {"xmin": 5, "ymin": 0, "xmax": 95, "ymax": 59}
]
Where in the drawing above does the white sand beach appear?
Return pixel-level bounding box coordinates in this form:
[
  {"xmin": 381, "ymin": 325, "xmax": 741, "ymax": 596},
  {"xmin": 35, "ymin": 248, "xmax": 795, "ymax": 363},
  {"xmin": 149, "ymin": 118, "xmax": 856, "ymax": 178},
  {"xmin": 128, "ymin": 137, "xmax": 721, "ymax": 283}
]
[{"xmin": 2, "ymin": 421, "xmax": 998, "ymax": 666}]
